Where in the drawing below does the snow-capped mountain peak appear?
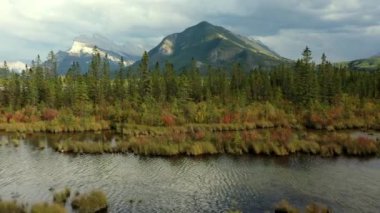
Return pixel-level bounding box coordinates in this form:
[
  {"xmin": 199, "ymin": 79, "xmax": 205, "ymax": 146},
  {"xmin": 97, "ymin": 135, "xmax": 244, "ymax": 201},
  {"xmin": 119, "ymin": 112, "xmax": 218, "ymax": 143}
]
[
  {"xmin": 68, "ymin": 40, "xmax": 96, "ymax": 55},
  {"xmin": 55, "ymin": 34, "xmax": 141, "ymax": 74}
]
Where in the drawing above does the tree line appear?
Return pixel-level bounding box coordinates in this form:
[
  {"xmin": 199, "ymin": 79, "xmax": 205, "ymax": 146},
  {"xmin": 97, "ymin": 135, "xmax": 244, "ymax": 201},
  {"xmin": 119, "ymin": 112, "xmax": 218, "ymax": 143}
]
[{"xmin": 0, "ymin": 47, "xmax": 379, "ymax": 115}]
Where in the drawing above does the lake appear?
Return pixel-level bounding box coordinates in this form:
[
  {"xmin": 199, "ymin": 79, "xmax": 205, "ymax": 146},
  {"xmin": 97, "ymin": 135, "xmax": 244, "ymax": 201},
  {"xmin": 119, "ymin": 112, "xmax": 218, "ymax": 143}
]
[{"xmin": 0, "ymin": 132, "xmax": 379, "ymax": 212}]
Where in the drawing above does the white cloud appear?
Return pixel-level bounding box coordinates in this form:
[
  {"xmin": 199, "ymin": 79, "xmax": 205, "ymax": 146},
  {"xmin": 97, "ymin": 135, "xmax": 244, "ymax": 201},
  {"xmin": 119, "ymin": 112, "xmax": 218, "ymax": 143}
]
[
  {"xmin": 255, "ymin": 25, "xmax": 380, "ymax": 62},
  {"xmin": 0, "ymin": 0, "xmax": 379, "ymax": 61}
]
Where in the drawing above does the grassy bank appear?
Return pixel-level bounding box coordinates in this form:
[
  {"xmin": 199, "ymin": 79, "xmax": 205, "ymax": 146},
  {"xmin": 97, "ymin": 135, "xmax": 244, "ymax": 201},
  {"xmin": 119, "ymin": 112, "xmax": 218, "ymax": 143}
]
[
  {"xmin": 48, "ymin": 129, "xmax": 380, "ymax": 157},
  {"xmin": 0, "ymin": 118, "xmax": 109, "ymax": 133}
]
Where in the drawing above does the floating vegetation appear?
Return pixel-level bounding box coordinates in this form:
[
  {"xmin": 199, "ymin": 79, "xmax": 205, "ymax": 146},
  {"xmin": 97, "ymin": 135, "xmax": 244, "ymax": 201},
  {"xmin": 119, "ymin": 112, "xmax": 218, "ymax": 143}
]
[
  {"xmin": 53, "ymin": 187, "xmax": 71, "ymax": 205},
  {"xmin": 31, "ymin": 202, "xmax": 67, "ymax": 213},
  {"xmin": 11, "ymin": 138, "xmax": 21, "ymax": 147},
  {"xmin": 37, "ymin": 141, "xmax": 46, "ymax": 150},
  {"xmin": 0, "ymin": 200, "xmax": 25, "ymax": 213},
  {"xmin": 0, "ymin": 188, "xmax": 106, "ymax": 213},
  {"xmin": 274, "ymin": 199, "xmax": 332, "ymax": 213},
  {"xmin": 71, "ymin": 190, "xmax": 108, "ymax": 213}
]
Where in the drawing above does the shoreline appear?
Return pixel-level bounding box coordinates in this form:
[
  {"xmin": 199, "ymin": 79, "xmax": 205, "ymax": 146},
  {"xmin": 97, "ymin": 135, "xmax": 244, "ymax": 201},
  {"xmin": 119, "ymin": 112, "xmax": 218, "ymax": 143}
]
[
  {"xmin": 1, "ymin": 128, "xmax": 379, "ymax": 158},
  {"xmin": 0, "ymin": 121, "xmax": 379, "ymax": 134}
]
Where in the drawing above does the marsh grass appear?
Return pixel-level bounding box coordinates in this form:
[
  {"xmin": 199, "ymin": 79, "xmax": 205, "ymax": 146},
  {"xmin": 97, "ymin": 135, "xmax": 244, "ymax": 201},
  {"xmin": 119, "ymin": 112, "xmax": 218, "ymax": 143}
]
[
  {"xmin": 71, "ymin": 190, "xmax": 107, "ymax": 213},
  {"xmin": 11, "ymin": 138, "xmax": 21, "ymax": 147},
  {"xmin": 53, "ymin": 188, "xmax": 71, "ymax": 205},
  {"xmin": 52, "ymin": 141, "xmax": 113, "ymax": 154},
  {"xmin": 4, "ymin": 126, "xmax": 375, "ymax": 157},
  {"xmin": 0, "ymin": 119, "xmax": 110, "ymax": 133},
  {"xmin": 37, "ymin": 141, "xmax": 46, "ymax": 150},
  {"xmin": 274, "ymin": 200, "xmax": 332, "ymax": 213},
  {"xmin": 305, "ymin": 203, "xmax": 332, "ymax": 213},
  {"xmin": 0, "ymin": 200, "xmax": 26, "ymax": 213},
  {"xmin": 31, "ymin": 202, "xmax": 66, "ymax": 213},
  {"xmin": 274, "ymin": 199, "xmax": 299, "ymax": 213}
]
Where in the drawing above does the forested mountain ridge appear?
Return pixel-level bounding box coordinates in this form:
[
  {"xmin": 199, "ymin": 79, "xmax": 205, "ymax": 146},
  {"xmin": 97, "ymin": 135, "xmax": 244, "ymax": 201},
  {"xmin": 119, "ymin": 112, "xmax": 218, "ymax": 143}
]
[
  {"xmin": 136, "ymin": 21, "xmax": 288, "ymax": 70},
  {"xmin": 343, "ymin": 55, "xmax": 380, "ymax": 71}
]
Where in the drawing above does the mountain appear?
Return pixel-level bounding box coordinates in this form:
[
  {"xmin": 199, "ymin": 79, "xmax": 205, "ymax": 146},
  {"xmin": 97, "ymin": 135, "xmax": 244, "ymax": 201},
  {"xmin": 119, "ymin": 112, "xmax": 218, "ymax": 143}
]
[
  {"xmin": 345, "ymin": 54, "xmax": 380, "ymax": 71},
  {"xmin": 56, "ymin": 34, "xmax": 141, "ymax": 74},
  {"xmin": 138, "ymin": 21, "xmax": 288, "ymax": 70}
]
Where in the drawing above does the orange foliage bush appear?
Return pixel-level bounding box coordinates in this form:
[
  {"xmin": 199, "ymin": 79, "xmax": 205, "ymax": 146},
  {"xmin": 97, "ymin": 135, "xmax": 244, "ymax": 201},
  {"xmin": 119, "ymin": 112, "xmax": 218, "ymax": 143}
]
[
  {"xmin": 192, "ymin": 130, "xmax": 206, "ymax": 141},
  {"xmin": 242, "ymin": 131, "xmax": 260, "ymax": 142},
  {"xmin": 271, "ymin": 128, "xmax": 292, "ymax": 144},
  {"xmin": 327, "ymin": 106, "xmax": 343, "ymax": 120},
  {"xmin": 41, "ymin": 108, "xmax": 59, "ymax": 121},
  {"xmin": 162, "ymin": 114, "xmax": 176, "ymax": 126},
  {"xmin": 170, "ymin": 133, "xmax": 186, "ymax": 143},
  {"xmin": 222, "ymin": 113, "xmax": 235, "ymax": 124}
]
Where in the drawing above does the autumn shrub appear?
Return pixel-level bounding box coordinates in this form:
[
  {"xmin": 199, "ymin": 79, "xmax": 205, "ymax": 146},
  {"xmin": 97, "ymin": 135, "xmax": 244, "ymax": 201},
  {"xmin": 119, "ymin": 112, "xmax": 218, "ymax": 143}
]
[
  {"xmin": 170, "ymin": 132, "xmax": 187, "ymax": 143},
  {"xmin": 191, "ymin": 130, "xmax": 206, "ymax": 141},
  {"xmin": 222, "ymin": 112, "xmax": 235, "ymax": 124},
  {"xmin": 242, "ymin": 131, "xmax": 260, "ymax": 143},
  {"xmin": 271, "ymin": 128, "xmax": 293, "ymax": 145},
  {"xmin": 344, "ymin": 137, "xmax": 378, "ymax": 156},
  {"xmin": 41, "ymin": 108, "xmax": 59, "ymax": 121},
  {"xmin": 162, "ymin": 113, "xmax": 176, "ymax": 126}
]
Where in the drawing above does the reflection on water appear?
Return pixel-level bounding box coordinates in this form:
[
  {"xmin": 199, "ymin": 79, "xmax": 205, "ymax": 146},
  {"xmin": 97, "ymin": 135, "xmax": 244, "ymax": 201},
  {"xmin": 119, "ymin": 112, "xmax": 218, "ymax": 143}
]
[{"xmin": 0, "ymin": 133, "xmax": 379, "ymax": 213}]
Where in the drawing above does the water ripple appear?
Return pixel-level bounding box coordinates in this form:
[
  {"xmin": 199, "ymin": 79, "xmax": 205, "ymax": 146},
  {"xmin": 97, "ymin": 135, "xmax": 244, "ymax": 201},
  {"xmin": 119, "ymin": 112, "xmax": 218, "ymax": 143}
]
[{"xmin": 0, "ymin": 134, "xmax": 379, "ymax": 213}]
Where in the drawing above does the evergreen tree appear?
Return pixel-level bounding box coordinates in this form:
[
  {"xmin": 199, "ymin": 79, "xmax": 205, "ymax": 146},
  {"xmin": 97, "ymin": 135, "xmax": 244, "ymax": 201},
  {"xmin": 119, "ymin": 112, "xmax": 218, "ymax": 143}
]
[
  {"xmin": 187, "ymin": 59, "xmax": 203, "ymax": 102},
  {"xmin": 294, "ymin": 47, "xmax": 319, "ymax": 106},
  {"xmin": 139, "ymin": 51, "xmax": 151, "ymax": 99},
  {"xmin": 114, "ymin": 57, "xmax": 127, "ymax": 101},
  {"xmin": 87, "ymin": 47, "xmax": 102, "ymax": 105},
  {"xmin": 163, "ymin": 61, "xmax": 177, "ymax": 101},
  {"xmin": 101, "ymin": 54, "xmax": 112, "ymax": 103},
  {"xmin": 151, "ymin": 62, "xmax": 164, "ymax": 101}
]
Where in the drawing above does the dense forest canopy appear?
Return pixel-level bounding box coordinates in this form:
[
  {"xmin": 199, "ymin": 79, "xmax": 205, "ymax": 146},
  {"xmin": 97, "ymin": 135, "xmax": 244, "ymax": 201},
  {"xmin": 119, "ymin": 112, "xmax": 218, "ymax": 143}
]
[{"xmin": 0, "ymin": 47, "xmax": 379, "ymax": 129}]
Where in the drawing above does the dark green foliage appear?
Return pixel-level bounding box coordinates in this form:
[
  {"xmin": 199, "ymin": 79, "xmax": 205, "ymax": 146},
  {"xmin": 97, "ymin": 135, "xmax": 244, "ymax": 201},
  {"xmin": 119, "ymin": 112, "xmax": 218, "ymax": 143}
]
[{"xmin": 139, "ymin": 51, "xmax": 152, "ymax": 99}]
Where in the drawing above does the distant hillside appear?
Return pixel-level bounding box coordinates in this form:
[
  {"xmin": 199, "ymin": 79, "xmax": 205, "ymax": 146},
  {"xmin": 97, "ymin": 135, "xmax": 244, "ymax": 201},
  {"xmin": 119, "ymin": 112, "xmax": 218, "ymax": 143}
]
[
  {"xmin": 343, "ymin": 55, "xmax": 380, "ymax": 71},
  {"xmin": 135, "ymin": 21, "xmax": 288, "ymax": 70}
]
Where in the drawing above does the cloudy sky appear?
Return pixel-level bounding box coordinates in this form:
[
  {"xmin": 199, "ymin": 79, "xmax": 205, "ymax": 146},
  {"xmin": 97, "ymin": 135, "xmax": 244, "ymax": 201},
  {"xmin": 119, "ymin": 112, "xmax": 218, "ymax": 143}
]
[{"xmin": 1, "ymin": 0, "xmax": 379, "ymax": 62}]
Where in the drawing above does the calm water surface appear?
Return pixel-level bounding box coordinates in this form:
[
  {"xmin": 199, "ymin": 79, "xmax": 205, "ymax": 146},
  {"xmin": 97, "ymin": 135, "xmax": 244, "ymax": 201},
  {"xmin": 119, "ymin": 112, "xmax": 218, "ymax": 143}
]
[{"xmin": 0, "ymin": 132, "xmax": 379, "ymax": 213}]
